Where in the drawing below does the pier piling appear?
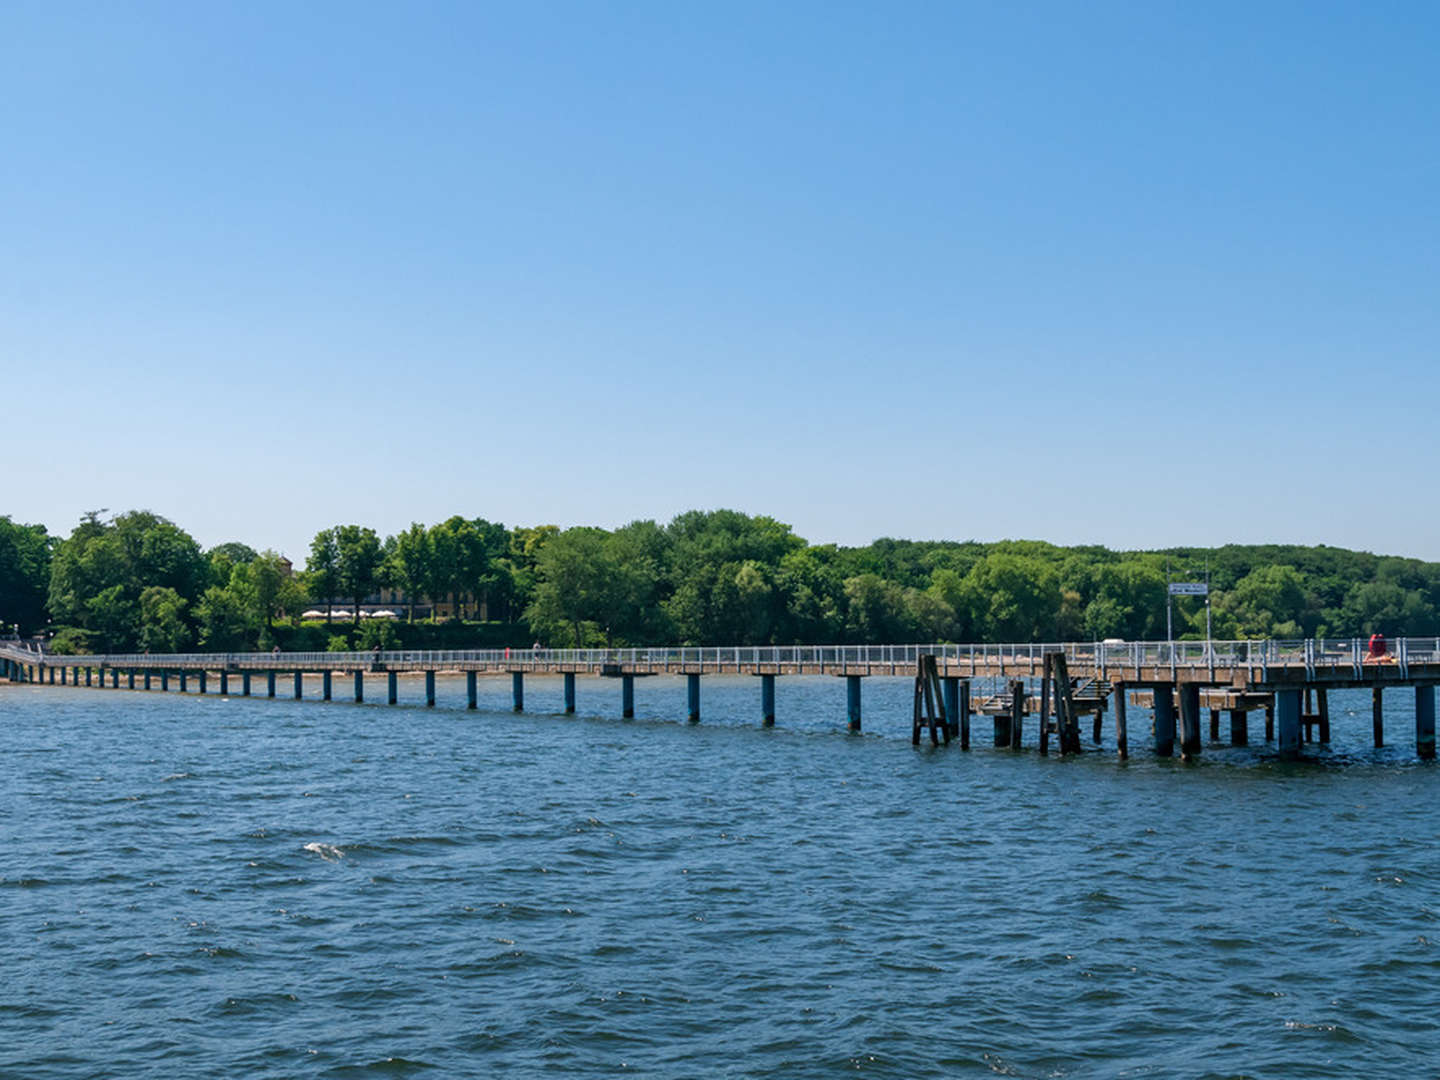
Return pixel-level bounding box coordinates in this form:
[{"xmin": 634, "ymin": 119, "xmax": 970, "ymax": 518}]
[
  {"xmin": 1230, "ymin": 709, "xmax": 1248, "ymax": 746},
  {"xmin": 354, "ymin": 671, "xmax": 363, "ymax": 703},
  {"xmin": 1276, "ymin": 688, "xmax": 1301, "ymax": 757},
  {"xmin": 1416, "ymin": 685, "xmax": 1435, "ymax": 760},
  {"xmin": 1114, "ymin": 683, "xmax": 1128, "ymax": 759},
  {"xmin": 427, "ymin": 671, "xmax": 437, "ymax": 708},
  {"xmin": 847, "ymin": 675, "xmax": 862, "ymax": 733},
  {"xmin": 1373, "ymin": 687, "xmax": 1384, "ymax": 747},
  {"xmin": 388, "ymin": 671, "xmax": 398, "ymax": 705},
  {"xmin": 564, "ymin": 672, "xmax": 577, "ymax": 714},
  {"xmin": 510, "ymin": 671, "xmax": 521, "ymax": 711},
  {"xmin": 466, "ymin": 671, "xmax": 477, "ymax": 710},
  {"xmin": 322, "ymin": 671, "xmax": 331, "ymax": 701},
  {"xmin": 1153, "ymin": 685, "xmax": 1176, "ymax": 756},
  {"xmin": 622, "ymin": 674, "xmax": 635, "ymax": 718},
  {"xmin": 687, "ymin": 674, "xmax": 701, "ymax": 723},
  {"xmin": 1179, "ymin": 684, "xmax": 1202, "ymax": 760},
  {"xmin": 761, "ymin": 673, "xmax": 775, "ymax": 726}
]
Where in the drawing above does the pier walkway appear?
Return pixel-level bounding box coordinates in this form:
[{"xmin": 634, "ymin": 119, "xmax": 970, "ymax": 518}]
[{"xmin": 4, "ymin": 637, "xmax": 1437, "ymax": 760}]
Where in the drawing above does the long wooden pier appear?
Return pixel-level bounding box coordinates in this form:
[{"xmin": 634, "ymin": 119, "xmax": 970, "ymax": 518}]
[{"xmin": 3, "ymin": 638, "xmax": 1436, "ymax": 760}]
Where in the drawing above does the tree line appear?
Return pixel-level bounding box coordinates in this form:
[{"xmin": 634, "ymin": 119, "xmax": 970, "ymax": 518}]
[{"xmin": 2, "ymin": 508, "xmax": 1438, "ymax": 654}]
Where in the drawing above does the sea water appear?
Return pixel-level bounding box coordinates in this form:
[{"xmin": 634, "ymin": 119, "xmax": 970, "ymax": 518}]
[{"xmin": 2, "ymin": 676, "xmax": 1437, "ymax": 1078}]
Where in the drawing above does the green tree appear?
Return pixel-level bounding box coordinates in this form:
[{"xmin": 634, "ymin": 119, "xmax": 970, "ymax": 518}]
[
  {"xmin": 334, "ymin": 525, "xmax": 382, "ymax": 625},
  {"xmin": 194, "ymin": 585, "xmax": 252, "ymax": 650},
  {"xmin": 387, "ymin": 523, "xmax": 432, "ymax": 622},
  {"xmin": 957, "ymin": 554, "xmax": 1062, "ymax": 641},
  {"xmin": 138, "ymin": 586, "xmax": 191, "ymax": 652},
  {"xmin": 49, "ymin": 511, "xmax": 206, "ymax": 650},
  {"xmin": 305, "ymin": 528, "xmax": 340, "ymax": 622},
  {"xmin": 1219, "ymin": 565, "xmax": 1309, "ymax": 638},
  {"xmin": 0, "ymin": 516, "xmax": 51, "ymax": 634},
  {"xmin": 526, "ymin": 527, "xmax": 612, "ymax": 646},
  {"xmin": 249, "ymin": 550, "xmax": 288, "ymax": 630}
]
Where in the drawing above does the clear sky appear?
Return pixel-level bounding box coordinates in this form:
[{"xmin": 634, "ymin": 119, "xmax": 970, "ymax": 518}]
[{"xmin": 4, "ymin": 2, "xmax": 1439, "ymax": 563}]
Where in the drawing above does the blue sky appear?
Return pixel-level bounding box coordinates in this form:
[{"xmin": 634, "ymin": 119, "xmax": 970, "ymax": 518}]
[{"xmin": 4, "ymin": 2, "xmax": 1438, "ymax": 562}]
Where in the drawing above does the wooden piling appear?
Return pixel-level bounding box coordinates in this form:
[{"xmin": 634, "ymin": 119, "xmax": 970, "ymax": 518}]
[
  {"xmin": 1010, "ymin": 678, "xmax": 1025, "ymax": 750},
  {"xmin": 1264, "ymin": 702, "xmax": 1274, "ymax": 742},
  {"xmin": 1051, "ymin": 655, "xmax": 1080, "ymax": 754},
  {"xmin": 1317, "ymin": 688, "xmax": 1330, "ymax": 743},
  {"xmin": 1229, "ymin": 709, "xmax": 1248, "ymax": 746},
  {"xmin": 1179, "ymin": 683, "xmax": 1202, "ymax": 760},
  {"xmin": 959, "ymin": 679, "xmax": 971, "ymax": 750},
  {"xmin": 1114, "ymin": 682, "xmax": 1128, "ymax": 760},
  {"xmin": 1209, "ymin": 708, "xmax": 1220, "ymax": 742},
  {"xmin": 1038, "ymin": 657, "xmax": 1052, "ymax": 756}
]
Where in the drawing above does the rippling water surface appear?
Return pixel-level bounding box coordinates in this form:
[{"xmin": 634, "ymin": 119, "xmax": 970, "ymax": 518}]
[{"xmin": 3, "ymin": 675, "xmax": 1439, "ymax": 1078}]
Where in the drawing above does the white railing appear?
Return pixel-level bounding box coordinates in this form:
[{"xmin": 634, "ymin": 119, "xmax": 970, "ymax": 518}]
[{"xmin": 25, "ymin": 638, "xmax": 1429, "ymax": 675}]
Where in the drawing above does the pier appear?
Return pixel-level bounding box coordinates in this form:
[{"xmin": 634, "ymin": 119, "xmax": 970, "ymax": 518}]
[{"xmin": 3, "ymin": 637, "xmax": 1436, "ymax": 761}]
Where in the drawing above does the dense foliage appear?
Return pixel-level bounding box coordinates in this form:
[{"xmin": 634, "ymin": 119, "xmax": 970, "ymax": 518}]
[{"xmin": 7, "ymin": 508, "xmax": 1440, "ymax": 653}]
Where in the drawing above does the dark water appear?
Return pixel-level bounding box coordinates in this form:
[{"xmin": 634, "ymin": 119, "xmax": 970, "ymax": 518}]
[{"xmin": 3, "ymin": 675, "xmax": 1438, "ymax": 1078}]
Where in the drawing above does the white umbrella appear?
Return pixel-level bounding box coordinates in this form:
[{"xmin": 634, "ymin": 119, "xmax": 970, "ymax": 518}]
[
  {"xmin": 370, "ymin": 609, "xmax": 398, "ymax": 618},
  {"xmin": 332, "ymin": 610, "xmax": 353, "ymax": 619},
  {"xmin": 301, "ymin": 610, "xmax": 326, "ymax": 619}
]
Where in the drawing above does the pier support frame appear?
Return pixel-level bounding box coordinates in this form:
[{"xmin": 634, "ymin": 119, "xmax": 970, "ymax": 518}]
[
  {"xmin": 564, "ymin": 672, "xmax": 576, "ymax": 714},
  {"xmin": 1276, "ymin": 687, "xmax": 1301, "ymax": 758},
  {"xmin": 622, "ymin": 674, "xmax": 635, "ymax": 718},
  {"xmin": 127, "ymin": 671, "xmax": 135, "ymax": 690},
  {"xmin": 1416, "ymin": 685, "xmax": 1436, "ymax": 760},
  {"xmin": 761, "ymin": 674, "xmax": 775, "ymax": 727},
  {"xmin": 1317, "ymin": 688, "xmax": 1331, "ymax": 743},
  {"xmin": 687, "ymin": 674, "xmax": 700, "ymax": 723},
  {"xmin": 846, "ymin": 675, "xmax": 862, "ymax": 732},
  {"xmin": 142, "ymin": 672, "xmax": 150, "ymax": 691},
  {"xmin": 1153, "ymin": 685, "xmax": 1175, "ymax": 757}
]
